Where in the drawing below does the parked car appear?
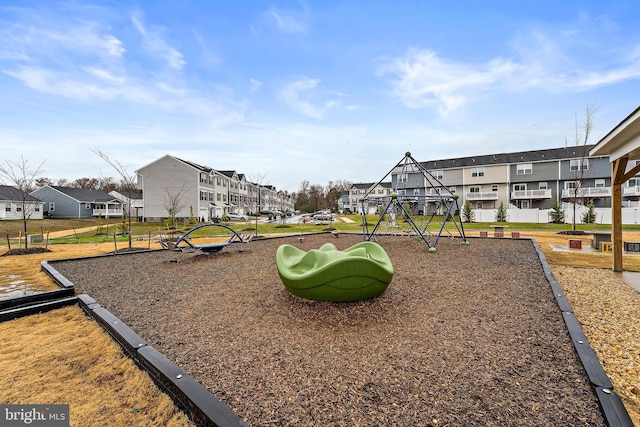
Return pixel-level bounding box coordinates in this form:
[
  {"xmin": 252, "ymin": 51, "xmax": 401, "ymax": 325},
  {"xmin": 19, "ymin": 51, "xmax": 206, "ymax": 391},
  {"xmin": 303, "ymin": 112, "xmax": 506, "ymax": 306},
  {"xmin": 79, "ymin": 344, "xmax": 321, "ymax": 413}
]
[{"xmin": 226, "ymin": 213, "xmax": 248, "ymax": 220}]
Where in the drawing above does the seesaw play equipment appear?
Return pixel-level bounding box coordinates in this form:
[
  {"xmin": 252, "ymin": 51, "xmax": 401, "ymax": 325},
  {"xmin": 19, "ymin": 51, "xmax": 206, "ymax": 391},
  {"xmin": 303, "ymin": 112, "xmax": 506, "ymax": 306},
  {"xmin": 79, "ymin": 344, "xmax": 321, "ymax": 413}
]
[
  {"xmin": 276, "ymin": 241, "xmax": 394, "ymax": 302},
  {"xmin": 159, "ymin": 223, "xmax": 253, "ymax": 253}
]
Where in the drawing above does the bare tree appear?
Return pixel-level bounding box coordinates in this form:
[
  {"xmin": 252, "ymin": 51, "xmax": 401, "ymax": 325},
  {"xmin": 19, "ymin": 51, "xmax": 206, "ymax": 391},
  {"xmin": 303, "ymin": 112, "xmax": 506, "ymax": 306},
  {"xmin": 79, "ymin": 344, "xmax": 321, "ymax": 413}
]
[
  {"xmin": 94, "ymin": 149, "xmax": 137, "ymax": 248},
  {"xmin": 0, "ymin": 156, "xmax": 46, "ymax": 249},
  {"xmin": 35, "ymin": 177, "xmax": 54, "ymax": 189},
  {"xmin": 162, "ymin": 185, "xmax": 190, "ymax": 228},
  {"xmin": 246, "ymin": 173, "xmax": 268, "ymax": 233},
  {"xmin": 567, "ymin": 104, "xmax": 599, "ymax": 231}
]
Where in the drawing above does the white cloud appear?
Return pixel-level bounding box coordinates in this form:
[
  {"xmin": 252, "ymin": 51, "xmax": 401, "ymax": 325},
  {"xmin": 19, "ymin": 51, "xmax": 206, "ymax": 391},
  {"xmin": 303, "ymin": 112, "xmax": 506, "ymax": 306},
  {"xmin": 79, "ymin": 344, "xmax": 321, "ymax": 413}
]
[
  {"xmin": 265, "ymin": 5, "xmax": 307, "ymax": 34},
  {"xmin": 130, "ymin": 13, "xmax": 185, "ymax": 70},
  {"xmin": 279, "ymin": 76, "xmax": 341, "ymax": 119},
  {"xmin": 378, "ymin": 21, "xmax": 640, "ymax": 117},
  {"xmin": 377, "ymin": 48, "xmax": 515, "ymax": 116},
  {"xmin": 249, "ymin": 79, "xmax": 263, "ymax": 93}
]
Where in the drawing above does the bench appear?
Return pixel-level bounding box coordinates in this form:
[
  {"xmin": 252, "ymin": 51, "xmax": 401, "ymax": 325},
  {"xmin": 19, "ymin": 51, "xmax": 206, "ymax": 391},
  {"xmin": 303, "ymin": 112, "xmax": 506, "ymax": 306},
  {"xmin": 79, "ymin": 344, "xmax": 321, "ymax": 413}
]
[
  {"xmin": 490, "ymin": 225, "xmax": 508, "ymax": 238},
  {"xmin": 569, "ymin": 239, "xmax": 582, "ymax": 250},
  {"xmin": 624, "ymin": 242, "xmax": 640, "ymax": 252}
]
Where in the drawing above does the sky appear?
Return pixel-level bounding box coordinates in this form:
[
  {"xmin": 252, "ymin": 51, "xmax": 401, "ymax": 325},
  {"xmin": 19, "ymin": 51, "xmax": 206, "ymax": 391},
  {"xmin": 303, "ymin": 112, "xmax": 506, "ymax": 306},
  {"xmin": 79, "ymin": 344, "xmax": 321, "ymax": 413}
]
[{"xmin": 1, "ymin": 1, "xmax": 640, "ymax": 193}]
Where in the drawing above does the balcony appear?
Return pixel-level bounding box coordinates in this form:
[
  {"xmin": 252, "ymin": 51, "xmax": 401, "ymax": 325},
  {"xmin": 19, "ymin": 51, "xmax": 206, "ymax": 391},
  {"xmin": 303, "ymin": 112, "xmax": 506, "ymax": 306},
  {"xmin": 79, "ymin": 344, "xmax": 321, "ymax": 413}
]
[
  {"xmin": 93, "ymin": 208, "xmax": 124, "ymax": 218},
  {"xmin": 511, "ymin": 189, "xmax": 552, "ymax": 200},
  {"xmin": 623, "ymin": 186, "xmax": 640, "ymax": 197},
  {"xmin": 561, "ymin": 187, "xmax": 611, "ymax": 199},
  {"xmin": 466, "ymin": 192, "xmax": 498, "ymax": 201}
]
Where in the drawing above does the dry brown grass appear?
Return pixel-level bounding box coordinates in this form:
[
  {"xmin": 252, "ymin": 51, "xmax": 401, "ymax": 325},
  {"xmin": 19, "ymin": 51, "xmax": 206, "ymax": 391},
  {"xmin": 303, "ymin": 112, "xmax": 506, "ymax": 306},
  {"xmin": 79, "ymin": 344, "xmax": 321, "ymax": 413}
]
[{"xmin": 0, "ymin": 305, "xmax": 193, "ymax": 427}]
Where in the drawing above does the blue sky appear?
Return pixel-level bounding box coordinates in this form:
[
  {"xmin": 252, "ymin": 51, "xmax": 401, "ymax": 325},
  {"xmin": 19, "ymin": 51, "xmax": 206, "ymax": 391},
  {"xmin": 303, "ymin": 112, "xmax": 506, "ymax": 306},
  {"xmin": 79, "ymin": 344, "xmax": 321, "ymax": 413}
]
[{"xmin": 1, "ymin": 1, "xmax": 639, "ymax": 192}]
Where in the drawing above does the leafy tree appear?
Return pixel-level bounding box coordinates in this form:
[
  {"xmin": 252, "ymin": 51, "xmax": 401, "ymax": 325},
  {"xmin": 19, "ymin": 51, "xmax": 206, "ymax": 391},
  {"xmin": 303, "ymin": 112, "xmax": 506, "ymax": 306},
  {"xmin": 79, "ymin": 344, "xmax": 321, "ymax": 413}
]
[
  {"xmin": 495, "ymin": 201, "xmax": 507, "ymax": 222},
  {"xmin": 461, "ymin": 200, "xmax": 474, "ymax": 223},
  {"xmin": 0, "ymin": 156, "xmax": 46, "ymax": 249},
  {"xmin": 549, "ymin": 199, "xmax": 565, "ymax": 224},
  {"xmin": 581, "ymin": 200, "xmax": 597, "ymax": 224}
]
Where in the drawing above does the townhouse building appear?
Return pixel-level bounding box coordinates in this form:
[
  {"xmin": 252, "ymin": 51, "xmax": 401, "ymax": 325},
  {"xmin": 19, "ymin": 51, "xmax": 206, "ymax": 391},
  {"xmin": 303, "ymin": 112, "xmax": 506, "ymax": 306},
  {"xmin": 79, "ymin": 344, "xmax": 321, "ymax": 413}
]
[
  {"xmin": 136, "ymin": 155, "xmax": 294, "ymax": 222},
  {"xmin": 342, "ymin": 182, "xmax": 392, "ymax": 214},
  {"xmin": 387, "ymin": 145, "xmax": 620, "ymax": 218}
]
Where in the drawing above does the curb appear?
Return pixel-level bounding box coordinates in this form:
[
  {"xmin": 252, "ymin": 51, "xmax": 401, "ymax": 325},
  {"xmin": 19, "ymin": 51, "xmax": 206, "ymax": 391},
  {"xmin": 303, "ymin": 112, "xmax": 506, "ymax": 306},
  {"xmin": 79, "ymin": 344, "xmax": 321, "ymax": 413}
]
[{"xmin": 530, "ymin": 238, "xmax": 633, "ymax": 427}]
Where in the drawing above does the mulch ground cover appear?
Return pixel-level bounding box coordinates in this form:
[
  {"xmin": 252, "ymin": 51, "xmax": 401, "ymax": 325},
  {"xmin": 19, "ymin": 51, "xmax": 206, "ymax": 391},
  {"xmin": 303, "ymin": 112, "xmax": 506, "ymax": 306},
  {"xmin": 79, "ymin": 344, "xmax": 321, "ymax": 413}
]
[{"xmin": 52, "ymin": 233, "xmax": 605, "ymax": 426}]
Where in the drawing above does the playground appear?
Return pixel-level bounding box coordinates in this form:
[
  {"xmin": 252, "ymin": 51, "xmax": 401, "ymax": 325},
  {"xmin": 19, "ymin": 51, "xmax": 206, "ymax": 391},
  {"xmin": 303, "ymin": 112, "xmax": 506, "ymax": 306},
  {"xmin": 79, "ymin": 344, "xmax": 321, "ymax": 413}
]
[{"xmin": 50, "ymin": 233, "xmax": 615, "ymax": 426}]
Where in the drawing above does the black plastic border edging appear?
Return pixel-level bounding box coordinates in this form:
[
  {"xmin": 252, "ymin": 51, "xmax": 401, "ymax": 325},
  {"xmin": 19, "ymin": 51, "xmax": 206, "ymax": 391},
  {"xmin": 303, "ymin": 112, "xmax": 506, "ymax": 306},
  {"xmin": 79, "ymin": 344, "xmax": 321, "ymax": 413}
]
[
  {"xmin": 76, "ymin": 294, "xmax": 248, "ymax": 427},
  {"xmin": 0, "ymin": 288, "xmax": 74, "ymax": 311},
  {"xmin": 530, "ymin": 238, "xmax": 634, "ymax": 427},
  {"xmin": 0, "ymin": 296, "xmax": 77, "ymax": 322}
]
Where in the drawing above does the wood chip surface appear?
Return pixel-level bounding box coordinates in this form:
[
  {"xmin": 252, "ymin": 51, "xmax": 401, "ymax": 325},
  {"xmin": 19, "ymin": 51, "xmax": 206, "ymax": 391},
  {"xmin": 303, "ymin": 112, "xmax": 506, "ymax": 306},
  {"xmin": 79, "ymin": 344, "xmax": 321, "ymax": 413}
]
[{"xmin": 52, "ymin": 234, "xmax": 614, "ymax": 426}]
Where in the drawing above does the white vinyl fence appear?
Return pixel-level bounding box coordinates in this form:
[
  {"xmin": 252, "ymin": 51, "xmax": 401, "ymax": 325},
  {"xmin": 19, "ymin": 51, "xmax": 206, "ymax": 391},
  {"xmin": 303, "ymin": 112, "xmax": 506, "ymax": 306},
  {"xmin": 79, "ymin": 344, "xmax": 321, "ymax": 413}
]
[{"xmin": 470, "ymin": 204, "xmax": 640, "ymax": 225}]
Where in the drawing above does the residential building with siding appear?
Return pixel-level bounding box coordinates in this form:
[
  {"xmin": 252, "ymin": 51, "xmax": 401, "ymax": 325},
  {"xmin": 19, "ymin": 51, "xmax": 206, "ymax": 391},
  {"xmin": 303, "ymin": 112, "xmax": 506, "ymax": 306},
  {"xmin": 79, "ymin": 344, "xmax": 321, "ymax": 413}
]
[
  {"xmin": 388, "ymin": 145, "xmax": 618, "ymax": 214},
  {"xmin": 136, "ymin": 155, "xmax": 294, "ymax": 222}
]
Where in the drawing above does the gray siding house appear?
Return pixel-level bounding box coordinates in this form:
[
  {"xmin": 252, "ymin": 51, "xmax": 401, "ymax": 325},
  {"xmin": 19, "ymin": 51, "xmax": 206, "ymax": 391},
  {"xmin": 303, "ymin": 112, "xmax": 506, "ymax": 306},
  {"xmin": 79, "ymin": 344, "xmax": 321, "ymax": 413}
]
[
  {"xmin": 136, "ymin": 155, "xmax": 220, "ymax": 222},
  {"xmin": 137, "ymin": 154, "xmax": 295, "ymax": 222},
  {"xmin": 30, "ymin": 186, "xmax": 123, "ymax": 218},
  {"xmin": 402, "ymin": 145, "xmax": 616, "ymax": 211}
]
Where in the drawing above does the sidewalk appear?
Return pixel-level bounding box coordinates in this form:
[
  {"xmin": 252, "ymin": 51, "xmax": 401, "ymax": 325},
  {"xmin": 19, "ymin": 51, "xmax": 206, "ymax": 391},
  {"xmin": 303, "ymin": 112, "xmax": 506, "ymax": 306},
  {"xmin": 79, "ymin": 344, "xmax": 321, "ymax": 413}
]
[{"xmin": 46, "ymin": 226, "xmax": 98, "ymax": 238}]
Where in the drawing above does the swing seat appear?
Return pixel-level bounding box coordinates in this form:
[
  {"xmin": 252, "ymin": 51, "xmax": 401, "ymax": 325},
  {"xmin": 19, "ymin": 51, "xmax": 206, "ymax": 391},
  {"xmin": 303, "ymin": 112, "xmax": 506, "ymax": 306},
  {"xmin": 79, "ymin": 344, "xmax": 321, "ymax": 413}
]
[{"xmin": 276, "ymin": 242, "xmax": 394, "ymax": 302}]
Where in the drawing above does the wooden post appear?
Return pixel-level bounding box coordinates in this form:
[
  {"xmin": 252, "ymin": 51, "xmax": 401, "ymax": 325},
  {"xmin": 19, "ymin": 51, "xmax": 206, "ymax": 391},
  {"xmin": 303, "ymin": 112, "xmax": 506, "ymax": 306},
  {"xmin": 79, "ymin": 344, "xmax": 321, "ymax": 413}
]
[
  {"xmin": 5, "ymin": 233, "xmax": 11, "ymax": 254},
  {"xmin": 612, "ymin": 158, "xmax": 625, "ymax": 272}
]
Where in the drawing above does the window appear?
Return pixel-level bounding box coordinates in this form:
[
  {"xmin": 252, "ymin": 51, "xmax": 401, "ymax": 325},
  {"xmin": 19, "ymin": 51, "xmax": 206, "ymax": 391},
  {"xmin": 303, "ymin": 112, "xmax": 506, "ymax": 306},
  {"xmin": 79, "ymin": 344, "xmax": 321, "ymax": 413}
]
[
  {"xmin": 378, "ymin": 189, "xmax": 384, "ymax": 194},
  {"xmin": 491, "ymin": 185, "xmax": 498, "ymax": 192},
  {"xmin": 413, "ymin": 189, "xmax": 420, "ymax": 195},
  {"xmin": 209, "ymin": 192, "xmax": 214, "ymax": 201},
  {"xmin": 628, "ymin": 178, "xmax": 639, "ymax": 188},
  {"xmin": 16, "ymin": 206, "xmax": 22, "ymax": 212},
  {"xmin": 449, "ymin": 187, "xmax": 456, "ymax": 193},
  {"xmin": 5, "ymin": 202, "xmax": 10, "ymax": 212},
  {"xmin": 49, "ymin": 202, "xmax": 55, "ymax": 212},
  {"xmin": 539, "ymin": 182, "xmax": 548, "ymax": 190},
  {"xmin": 200, "ymin": 191, "xmax": 207, "ymax": 201},
  {"xmin": 521, "ymin": 201, "xmax": 530, "ymax": 208},
  {"xmin": 469, "ymin": 186, "xmax": 480, "ymax": 193},
  {"xmin": 564, "ymin": 181, "xmax": 579, "ymax": 190},
  {"xmin": 517, "ymin": 163, "xmax": 532, "ymax": 175},
  {"xmin": 475, "ymin": 202, "xmax": 483, "ymax": 209},
  {"xmin": 217, "ymin": 193, "xmax": 221, "ymax": 201},
  {"xmin": 595, "ymin": 179, "xmax": 606, "ymax": 188},
  {"xmin": 216, "ymin": 177, "xmax": 221, "ymax": 185},
  {"xmin": 432, "ymin": 170, "xmax": 444, "ymax": 179},
  {"xmin": 471, "ymin": 167, "xmax": 484, "ymax": 177},
  {"xmin": 513, "ymin": 184, "xmax": 527, "ymax": 191},
  {"xmin": 35, "ymin": 206, "xmax": 40, "ymax": 212},
  {"xmin": 570, "ymin": 159, "xmax": 589, "ymax": 171},
  {"xmin": 200, "ymin": 173, "xmax": 207, "ymax": 183},
  {"xmin": 85, "ymin": 203, "xmax": 91, "ymax": 209}
]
